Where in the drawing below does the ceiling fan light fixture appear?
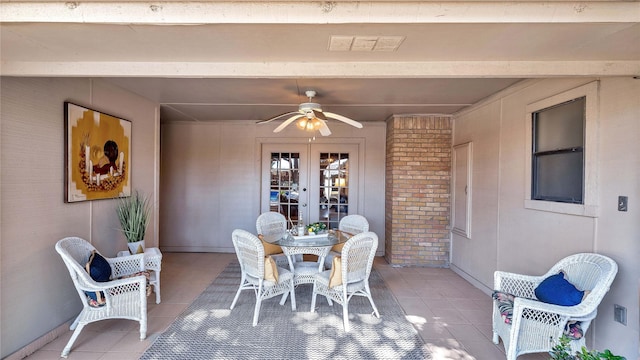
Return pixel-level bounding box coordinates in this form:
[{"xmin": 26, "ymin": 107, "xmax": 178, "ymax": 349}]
[
  {"xmin": 297, "ymin": 117, "xmax": 323, "ymax": 132},
  {"xmin": 296, "ymin": 118, "xmax": 307, "ymax": 130},
  {"xmin": 312, "ymin": 118, "xmax": 322, "ymax": 129}
]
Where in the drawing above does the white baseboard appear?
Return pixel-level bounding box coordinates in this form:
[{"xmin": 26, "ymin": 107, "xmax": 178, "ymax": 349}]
[
  {"xmin": 450, "ymin": 263, "xmax": 493, "ymax": 297},
  {"xmin": 5, "ymin": 322, "xmax": 69, "ymax": 360}
]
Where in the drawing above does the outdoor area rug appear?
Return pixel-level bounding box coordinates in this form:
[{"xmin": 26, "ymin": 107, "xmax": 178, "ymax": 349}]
[{"xmin": 141, "ymin": 262, "xmax": 430, "ymax": 360}]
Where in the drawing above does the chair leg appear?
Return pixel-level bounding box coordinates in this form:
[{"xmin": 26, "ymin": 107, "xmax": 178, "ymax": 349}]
[
  {"xmin": 69, "ymin": 313, "xmax": 81, "ymax": 330},
  {"xmin": 342, "ymin": 302, "xmax": 350, "ymax": 332},
  {"xmin": 365, "ymin": 283, "xmax": 380, "ymax": 318},
  {"xmin": 279, "ymin": 291, "xmax": 289, "ymax": 306},
  {"xmin": 61, "ymin": 323, "xmax": 85, "ymax": 358},
  {"xmin": 310, "ymin": 283, "xmax": 318, "ymax": 313},
  {"xmin": 230, "ymin": 276, "xmax": 246, "ymax": 310},
  {"xmin": 139, "ymin": 319, "xmax": 147, "ymax": 340},
  {"xmin": 289, "ymin": 278, "xmax": 296, "ymax": 311},
  {"xmin": 230, "ymin": 286, "xmax": 243, "ymax": 310},
  {"xmin": 252, "ymin": 296, "xmax": 263, "ymax": 326},
  {"xmin": 154, "ymin": 275, "xmax": 161, "ymax": 304}
]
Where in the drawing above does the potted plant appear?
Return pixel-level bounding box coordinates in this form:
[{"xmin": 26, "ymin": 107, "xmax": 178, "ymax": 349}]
[
  {"xmin": 550, "ymin": 335, "xmax": 626, "ymax": 360},
  {"xmin": 307, "ymin": 222, "xmax": 327, "ymax": 235},
  {"xmin": 116, "ymin": 190, "xmax": 151, "ymax": 254}
]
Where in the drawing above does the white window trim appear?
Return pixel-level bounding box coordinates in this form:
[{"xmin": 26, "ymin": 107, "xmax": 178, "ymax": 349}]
[{"xmin": 524, "ymin": 81, "xmax": 599, "ymax": 217}]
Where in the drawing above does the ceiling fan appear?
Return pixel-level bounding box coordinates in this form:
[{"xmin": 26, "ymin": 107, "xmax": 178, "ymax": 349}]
[{"xmin": 257, "ymin": 90, "xmax": 363, "ymax": 136}]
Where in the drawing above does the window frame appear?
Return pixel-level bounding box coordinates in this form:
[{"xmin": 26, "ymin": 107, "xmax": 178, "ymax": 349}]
[
  {"xmin": 524, "ymin": 81, "xmax": 599, "ymax": 217},
  {"xmin": 531, "ymin": 96, "xmax": 585, "ymax": 204}
]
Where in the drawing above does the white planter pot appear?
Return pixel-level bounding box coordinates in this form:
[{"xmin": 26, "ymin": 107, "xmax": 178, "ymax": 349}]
[{"xmin": 127, "ymin": 240, "xmax": 145, "ymax": 254}]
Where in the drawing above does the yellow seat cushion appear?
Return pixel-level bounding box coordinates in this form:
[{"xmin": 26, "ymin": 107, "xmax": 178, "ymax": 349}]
[
  {"xmin": 328, "ymin": 256, "xmax": 342, "ymax": 288},
  {"xmin": 264, "ymin": 256, "xmax": 279, "ymax": 282},
  {"xmin": 258, "ymin": 234, "xmax": 283, "ymax": 255},
  {"xmin": 331, "ymin": 231, "xmax": 353, "ymax": 252}
]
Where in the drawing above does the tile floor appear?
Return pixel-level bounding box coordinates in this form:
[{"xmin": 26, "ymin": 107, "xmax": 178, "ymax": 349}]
[{"xmin": 25, "ymin": 253, "xmax": 548, "ymax": 360}]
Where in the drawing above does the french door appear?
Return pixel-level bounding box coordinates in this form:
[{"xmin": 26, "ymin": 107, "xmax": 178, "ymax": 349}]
[{"xmin": 261, "ymin": 143, "xmax": 359, "ymax": 230}]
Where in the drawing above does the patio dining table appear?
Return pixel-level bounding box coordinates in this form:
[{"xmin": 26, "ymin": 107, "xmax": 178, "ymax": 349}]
[{"xmin": 273, "ymin": 230, "xmax": 351, "ymax": 307}]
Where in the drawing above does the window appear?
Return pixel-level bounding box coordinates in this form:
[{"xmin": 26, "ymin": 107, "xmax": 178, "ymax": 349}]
[
  {"xmin": 525, "ymin": 81, "xmax": 599, "ymax": 217},
  {"xmin": 532, "ymin": 97, "xmax": 585, "ymax": 204}
]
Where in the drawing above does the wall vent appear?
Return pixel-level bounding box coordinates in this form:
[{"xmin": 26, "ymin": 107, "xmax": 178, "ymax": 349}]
[
  {"xmin": 614, "ymin": 304, "xmax": 627, "ymax": 325},
  {"xmin": 329, "ymin": 36, "xmax": 405, "ymax": 52}
]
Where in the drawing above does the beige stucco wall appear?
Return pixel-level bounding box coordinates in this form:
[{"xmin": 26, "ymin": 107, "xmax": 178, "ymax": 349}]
[
  {"xmin": 451, "ymin": 77, "xmax": 640, "ymax": 358},
  {"xmin": 2, "ymin": 75, "xmax": 637, "ymax": 358},
  {"xmin": 0, "ymin": 77, "xmax": 160, "ymax": 358},
  {"xmin": 160, "ymin": 121, "xmax": 386, "ymax": 254}
]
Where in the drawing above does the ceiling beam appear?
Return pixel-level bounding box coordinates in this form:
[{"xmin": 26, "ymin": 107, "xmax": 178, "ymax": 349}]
[
  {"xmin": 2, "ymin": 60, "xmax": 638, "ymax": 77},
  {"xmin": 2, "ymin": 1, "xmax": 638, "ymax": 24}
]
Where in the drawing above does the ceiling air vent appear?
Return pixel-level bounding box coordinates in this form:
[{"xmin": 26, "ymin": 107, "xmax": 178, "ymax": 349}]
[{"xmin": 329, "ymin": 36, "xmax": 405, "ymax": 52}]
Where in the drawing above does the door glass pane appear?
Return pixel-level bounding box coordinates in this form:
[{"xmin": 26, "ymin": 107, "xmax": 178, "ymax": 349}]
[
  {"xmin": 270, "ymin": 152, "xmax": 300, "ymax": 228},
  {"xmin": 318, "ymin": 152, "xmax": 349, "ymax": 230}
]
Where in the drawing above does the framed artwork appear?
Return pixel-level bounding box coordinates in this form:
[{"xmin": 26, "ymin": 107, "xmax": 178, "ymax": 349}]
[{"xmin": 64, "ymin": 102, "xmax": 131, "ymax": 202}]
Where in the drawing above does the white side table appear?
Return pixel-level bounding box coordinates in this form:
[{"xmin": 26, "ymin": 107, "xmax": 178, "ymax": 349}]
[{"xmin": 117, "ymin": 247, "xmax": 162, "ymax": 304}]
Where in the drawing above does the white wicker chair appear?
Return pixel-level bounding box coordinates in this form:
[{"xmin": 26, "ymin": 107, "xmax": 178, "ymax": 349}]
[
  {"xmin": 230, "ymin": 229, "xmax": 296, "ymax": 325},
  {"xmin": 311, "ymin": 231, "xmax": 380, "ymax": 332},
  {"xmin": 55, "ymin": 237, "xmax": 148, "ymax": 358},
  {"xmin": 492, "ymin": 253, "xmax": 618, "ymax": 360},
  {"xmin": 256, "ymin": 211, "xmax": 292, "ymax": 267},
  {"xmin": 324, "ymin": 214, "xmax": 369, "ymax": 269}
]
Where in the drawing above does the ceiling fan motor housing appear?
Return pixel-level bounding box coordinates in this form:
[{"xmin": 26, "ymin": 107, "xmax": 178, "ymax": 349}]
[{"xmin": 299, "ymin": 102, "xmax": 322, "ymax": 112}]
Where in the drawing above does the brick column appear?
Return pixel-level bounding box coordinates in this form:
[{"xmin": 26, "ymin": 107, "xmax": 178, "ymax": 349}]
[{"xmin": 385, "ymin": 115, "xmax": 452, "ymax": 267}]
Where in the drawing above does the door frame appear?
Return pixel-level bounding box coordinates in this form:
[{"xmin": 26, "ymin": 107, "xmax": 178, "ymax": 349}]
[{"xmin": 256, "ymin": 137, "xmax": 365, "ymax": 224}]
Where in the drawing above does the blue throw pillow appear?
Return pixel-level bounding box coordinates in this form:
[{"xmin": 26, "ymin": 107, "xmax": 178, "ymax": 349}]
[
  {"xmin": 85, "ymin": 250, "xmax": 111, "ymax": 282},
  {"xmin": 534, "ymin": 271, "xmax": 584, "ymax": 306},
  {"xmin": 84, "ymin": 250, "xmax": 112, "ymax": 307}
]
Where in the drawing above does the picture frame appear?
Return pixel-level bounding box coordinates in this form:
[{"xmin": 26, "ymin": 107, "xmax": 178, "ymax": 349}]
[
  {"xmin": 64, "ymin": 102, "xmax": 132, "ymax": 203},
  {"xmin": 270, "ymin": 190, "xmax": 279, "ymax": 204}
]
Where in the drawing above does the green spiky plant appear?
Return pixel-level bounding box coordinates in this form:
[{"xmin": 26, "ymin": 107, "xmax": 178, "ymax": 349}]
[{"xmin": 116, "ymin": 191, "xmax": 151, "ymax": 243}]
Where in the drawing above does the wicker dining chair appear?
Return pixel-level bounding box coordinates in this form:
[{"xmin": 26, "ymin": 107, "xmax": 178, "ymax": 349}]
[
  {"xmin": 323, "ymin": 214, "xmax": 370, "ymax": 269},
  {"xmin": 256, "ymin": 211, "xmax": 291, "ymax": 267},
  {"xmin": 55, "ymin": 237, "xmax": 148, "ymax": 358},
  {"xmin": 311, "ymin": 231, "xmax": 380, "ymax": 332},
  {"xmin": 230, "ymin": 229, "xmax": 296, "ymax": 325},
  {"xmin": 492, "ymin": 253, "xmax": 618, "ymax": 360}
]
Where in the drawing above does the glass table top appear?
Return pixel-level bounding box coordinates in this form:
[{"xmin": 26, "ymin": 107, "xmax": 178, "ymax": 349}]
[{"xmin": 274, "ymin": 230, "xmax": 351, "ymax": 247}]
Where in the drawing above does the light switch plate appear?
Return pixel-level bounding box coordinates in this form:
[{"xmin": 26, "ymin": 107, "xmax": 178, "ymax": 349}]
[{"xmin": 618, "ymin": 196, "xmax": 628, "ymax": 211}]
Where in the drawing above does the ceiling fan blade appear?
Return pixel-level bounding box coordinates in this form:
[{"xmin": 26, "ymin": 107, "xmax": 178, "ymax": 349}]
[
  {"xmin": 318, "ymin": 120, "xmax": 332, "ymax": 136},
  {"xmin": 273, "ymin": 114, "xmax": 303, "ymax": 133},
  {"xmin": 257, "ymin": 111, "xmax": 300, "ymax": 124},
  {"xmin": 324, "ymin": 112, "xmax": 363, "ymax": 128},
  {"xmin": 313, "ymin": 109, "xmax": 327, "ymax": 121}
]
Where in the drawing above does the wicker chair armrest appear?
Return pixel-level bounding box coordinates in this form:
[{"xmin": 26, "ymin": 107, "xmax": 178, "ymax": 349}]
[
  {"xmin": 107, "ymin": 253, "xmax": 146, "ymax": 278},
  {"xmin": 494, "ymin": 271, "xmax": 543, "ymax": 299},
  {"xmin": 78, "ymin": 273, "xmax": 146, "ymax": 291},
  {"xmin": 104, "ymin": 274, "xmax": 147, "ymax": 288},
  {"xmin": 513, "ymin": 296, "xmax": 593, "ymax": 319}
]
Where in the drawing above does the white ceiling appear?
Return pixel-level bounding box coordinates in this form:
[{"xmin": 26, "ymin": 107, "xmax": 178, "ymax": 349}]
[{"xmin": 1, "ymin": 1, "xmax": 639, "ymax": 123}]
